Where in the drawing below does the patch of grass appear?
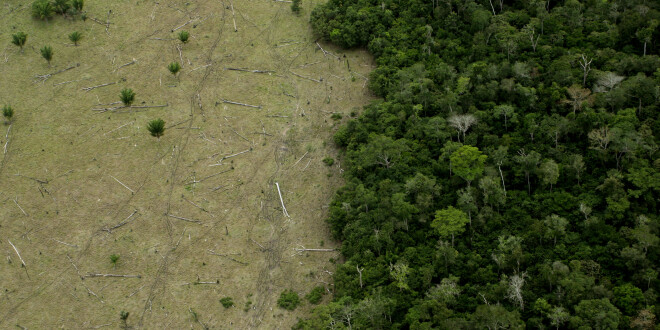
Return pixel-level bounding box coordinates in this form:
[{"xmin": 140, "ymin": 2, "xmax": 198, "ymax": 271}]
[{"xmin": 277, "ymin": 290, "xmax": 301, "ymax": 310}]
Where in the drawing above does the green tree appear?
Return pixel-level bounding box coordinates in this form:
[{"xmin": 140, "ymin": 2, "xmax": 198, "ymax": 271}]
[
  {"xmin": 432, "ymin": 206, "xmax": 469, "ymax": 246},
  {"xmin": 72, "ymin": 0, "xmax": 84, "ymax": 11},
  {"xmin": 390, "ymin": 260, "xmax": 410, "ymax": 291},
  {"xmin": 110, "ymin": 254, "xmax": 120, "ymax": 268},
  {"xmin": 278, "ymin": 289, "xmax": 301, "ymax": 310},
  {"xmin": 538, "ymin": 159, "xmax": 559, "ymax": 191},
  {"xmin": 68, "ymin": 31, "xmax": 82, "ymax": 46},
  {"xmin": 291, "ymin": 0, "xmax": 301, "ymax": 14},
  {"xmin": 471, "ymin": 304, "xmax": 524, "ymax": 329},
  {"xmin": 494, "ymin": 104, "xmax": 515, "ymax": 131},
  {"xmin": 514, "ymin": 149, "xmax": 541, "ymax": 194},
  {"xmin": 53, "ymin": 0, "xmax": 70, "ymax": 15},
  {"xmin": 178, "ymin": 30, "xmax": 190, "ymax": 44},
  {"xmin": 168, "ymin": 62, "xmax": 181, "ymax": 79},
  {"xmin": 11, "ymin": 32, "xmax": 27, "ymax": 53},
  {"xmin": 40, "ymin": 46, "xmax": 53, "ymax": 67},
  {"xmin": 2, "ymin": 105, "xmax": 14, "ymax": 124},
  {"xmin": 570, "ymin": 299, "xmax": 621, "ymax": 329},
  {"xmin": 547, "ymin": 306, "xmax": 569, "ymax": 330},
  {"xmin": 32, "ymin": 0, "xmax": 54, "ymax": 20},
  {"xmin": 450, "ymin": 145, "xmax": 487, "ymax": 187},
  {"xmin": 120, "ymin": 88, "xmax": 136, "ymax": 106},
  {"xmin": 635, "ymin": 20, "xmax": 658, "ymax": 56},
  {"xmin": 543, "ymin": 214, "xmax": 568, "ymax": 246},
  {"xmin": 612, "ymin": 283, "xmax": 644, "ymax": 316},
  {"xmin": 147, "ymin": 119, "xmax": 166, "ymax": 139},
  {"xmin": 305, "ymin": 286, "xmax": 325, "ymax": 304},
  {"xmin": 120, "ymin": 311, "xmax": 129, "ymax": 329}
]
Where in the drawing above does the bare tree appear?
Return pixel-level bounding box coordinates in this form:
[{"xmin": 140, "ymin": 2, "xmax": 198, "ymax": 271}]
[
  {"xmin": 448, "ymin": 114, "xmax": 477, "ymax": 142},
  {"xmin": 578, "ymin": 54, "xmax": 593, "ymax": 86},
  {"xmin": 594, "ymin": 72, "xmax": 625, "ymax": 93},
  {"xmin": 563, "ymin": 85, "xmax": 593, "ymax": 115},
  {"xmin": 506, "ymin": 272, "xmax": 527, "ymax": 311},
  {"xmin": 588, "ymin": 126, "xmax": 612, "ymax": 152},
  {"xmin": 522, "ymin": 24, "xmax": 540, "ymax": 52}
]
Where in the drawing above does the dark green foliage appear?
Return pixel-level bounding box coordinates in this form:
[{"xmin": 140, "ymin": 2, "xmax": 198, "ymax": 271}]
[
  {"xmin": 53, "ymin": 0, "xmax": 70, "ymax": 15},
  {"xmin": 305, "ymin": 286, "xmax": 325, "ymax": 304},
  {"xmin": 146, "ymin": 119, "xmax": 166, "ymax": 139},
  {"xmin": 40, "ymin": 46, "xmax": 53, "ymax": 66},
  {"xmin": 68, "ymin": 31, "xmax": 82, "ymax": 46},
  {"xmin": 2, "ymin": 105, "xmax": 14, "ymax": 123},
  {"xmin": 291, "ymin": 0, "xmax": 301, "ymax": 14},
  {"xmin": 119, "ymin": 311, "xmax": 129, "ymax": 328},
  {"xmin": 11, "ymin": 32, "xmax": 27, "ymax": 52},
  {"xmin": 178, "ymin": 30, "xmax": 189, "ymax": 44},
  {"xmin": 322, "ymin": 157, "xmax": 334, "ymax": 166},
  {"xmin": 32, "ymin": 0, "xmax": 54, "ymax": 20},
  {"xmin": 219, "ymin": 297, "xmax": 234, "ymax": 308},
  {"xmin": 72, "ymin": 0, "xmax": 84, "ymax": 11},
  {"xmin": 167, "ymin": 62, "xmax": 181, "ymax": 77},
  {"xmin": 277, "ymin": 289, "xmax": 300, "ymax": 310},
  {"xmin": 304, "ymin": 0, "xmax": 660, "ymax": 327},
  {"xmin": 119, "ymin": 88, "xmax": 135, "ymax": 106}
]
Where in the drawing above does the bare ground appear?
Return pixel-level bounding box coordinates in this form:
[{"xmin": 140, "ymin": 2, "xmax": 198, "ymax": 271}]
[{"xmin": 0, "ymin": 0, "xmax": 373, "ymax": 328}]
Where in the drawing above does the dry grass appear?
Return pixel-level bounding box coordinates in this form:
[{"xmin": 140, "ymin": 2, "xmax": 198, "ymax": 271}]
[{"xmin": 0, "ymin": 0, "xmax": 373, "ymax": 328}]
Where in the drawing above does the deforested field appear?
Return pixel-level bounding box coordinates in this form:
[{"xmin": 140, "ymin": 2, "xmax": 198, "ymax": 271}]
[{"xmin": 0, "ymin": 0, "xmax": 373, "ymax": 328}]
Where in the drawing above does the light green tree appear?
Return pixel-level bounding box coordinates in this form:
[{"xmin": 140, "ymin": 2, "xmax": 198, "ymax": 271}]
[
  {"xmin": 432, "ymin": 206, "xmax": 469, "ymax": 246},
  {"xmin": 547, "ymin": 306, "xmax": 569, "ymax": 330},
  {"xmin": 450, "ymin": 145, "xmax": 487, "ymax": 187},
  {"xmin": 390, "ymin": 261, "xmax": 410, "ymax": 291},
  {"xmin": 544, "ymin": 214, "xmax": 568, "ymax": 246},
  {"xmin": 539, "ymin": 159, "xmax": 559, "ymax": 191}
]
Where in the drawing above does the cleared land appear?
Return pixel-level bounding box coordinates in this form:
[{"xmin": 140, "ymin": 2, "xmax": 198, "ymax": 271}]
[{"xmin": 0, "ymin": 0, "xmax": 373, "ymax": 328}]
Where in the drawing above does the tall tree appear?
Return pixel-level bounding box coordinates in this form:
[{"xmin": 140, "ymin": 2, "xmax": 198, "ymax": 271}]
[
  {"xmin": 432, "ymin": 206, "xmax": 469, "ymax": 247},
  {"xmin": 450, "ymin": 145, "xmax": 487, "ymax": 187}
]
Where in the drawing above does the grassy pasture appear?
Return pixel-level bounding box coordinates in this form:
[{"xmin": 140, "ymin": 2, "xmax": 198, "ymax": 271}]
[{"xmin": 0, "ymin": 0, "xmax": 373, "ymax": 328}]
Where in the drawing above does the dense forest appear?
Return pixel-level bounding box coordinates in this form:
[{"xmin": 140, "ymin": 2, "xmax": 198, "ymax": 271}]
[{"xmin": 296, "ymin": 0, "xmax": 660, "ymax": 328}]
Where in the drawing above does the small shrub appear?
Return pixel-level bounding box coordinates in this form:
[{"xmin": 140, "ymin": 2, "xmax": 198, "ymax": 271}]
[
  {"xmin": 322, "ymin": 157, "xmax": 334, "ymax": 166},
  {"xmin": 2, "ymin": 105, "xmax": 14, "ymax": 123},
  {"xmin": 120, "ymin": 88, "xmax": 135, "ymax": 106},
  {"xmin": 40, "ymin": 46, "xmax": 53, "ymax": 66},
  {"xmin": 32, "ymin": 0, "xmax": 54, "ymax": 20},
  {"xmin": 305, "ymin": 286, "xmax": 325, "ymax": 305},
  {"xmin": 11, "ymin": 32, "xmax": 27, "ymax": 53},
  {"xmin": 110, "ymin": 254, "xmax": 120, "ymax": 268},
  {"xmin": 178, "ymin": 30, "xmax": 190, "ymax": 44},
  {"xmin": 220, "ymin": 297, "xmax": 234, "ymax": 308},
  {"xmin": 147, "ymin": 119, "xmax": 166, "ymax": 139},
  {"xmin": 168, "ymin": 62, "xmax": 181, "ymax": 77},
  {"xmin": 68, "ymin": 31, "xmax": 82, "ymax": 46},
  {"xmin": 277, "ymin": 289, "xmax": 300, "ymax": 310},
  {"xmin": 119, "ymin": 311, "xmax": 129, "ymax": 328},
  {"xmin": 330, "ymin": 113, "xmax": 342, "ymax": 120}
]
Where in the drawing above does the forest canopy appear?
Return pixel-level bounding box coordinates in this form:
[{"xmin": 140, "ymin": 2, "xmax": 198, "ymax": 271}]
[{"xmin": 297, "ymin": 0, "xmax": 660, "ymax": 328}]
